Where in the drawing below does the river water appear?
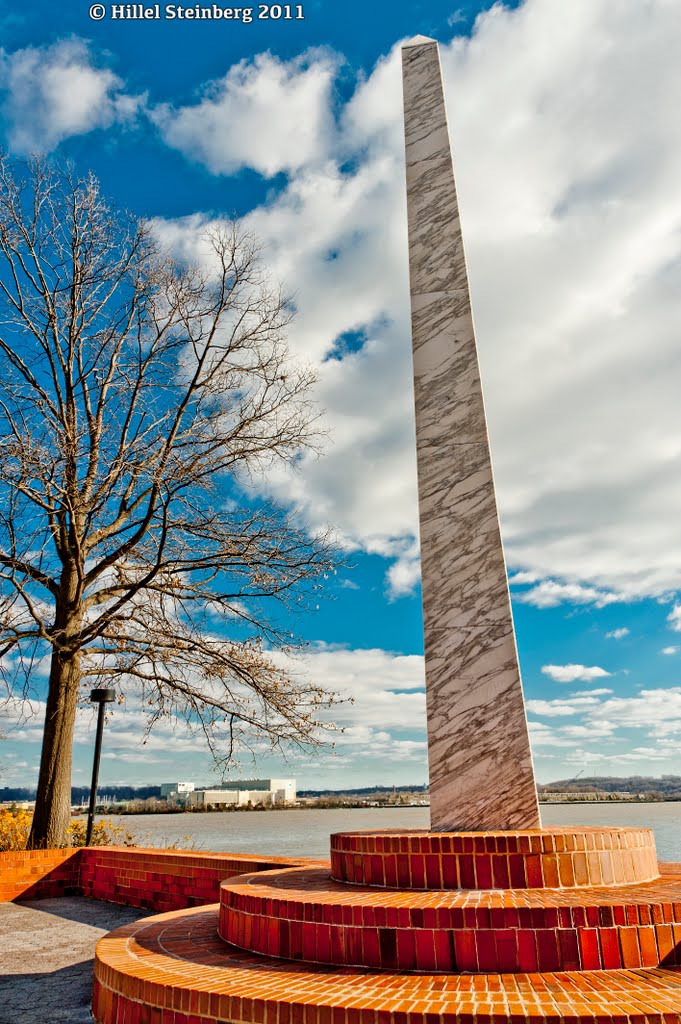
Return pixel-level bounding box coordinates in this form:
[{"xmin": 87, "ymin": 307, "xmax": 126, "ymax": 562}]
[{"xmin": 101, "ymin": 802, "xmax": 681, "ymax": 862}]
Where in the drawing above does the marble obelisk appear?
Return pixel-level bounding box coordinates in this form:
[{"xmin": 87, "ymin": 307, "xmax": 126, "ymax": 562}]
[{"xmin": 402, "ymin": 38, "xmax": 540, "ymax": 831}]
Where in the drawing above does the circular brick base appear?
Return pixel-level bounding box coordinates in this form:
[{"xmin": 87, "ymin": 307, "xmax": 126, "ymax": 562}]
[
  {"xmin": 218, "ymin": 864, "xmax": 681, "ymax": 972},
  {"xmin": 92, "ymin": 831, "xmax": 681, "ymax": 1022},
  {"xmin": 330, "ymin": 827, "xmax": 659, "ymax": 889},
  {"xmin": 93, "ymin": 904, "xmax": 681, "ymax": 1024}
]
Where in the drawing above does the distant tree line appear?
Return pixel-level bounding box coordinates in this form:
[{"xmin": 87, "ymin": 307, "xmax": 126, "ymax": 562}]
[
  {"xmin": 6, "ymin": 776, "xmax": 679, "ymax": 806},
  {"xmin": 0, "ymin": 785, "xmax": 162, "ymax": 803},
  {"xmin": 298, "ymin": 784, "xmax": 429, "ymax": 797},
  {"xmin": 538, "ymin": 776, "xmax": 681, "ymax": 799}
]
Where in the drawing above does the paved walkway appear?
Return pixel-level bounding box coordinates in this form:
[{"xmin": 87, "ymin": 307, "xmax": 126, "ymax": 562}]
[{"xmin": 0, "ymin": 897, "xmax": 150, "ymax": 1024}]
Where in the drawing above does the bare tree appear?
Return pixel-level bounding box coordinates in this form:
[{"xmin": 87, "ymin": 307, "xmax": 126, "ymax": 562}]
[{"xmin": 0, "ymin": 156, "xmax": 339, "ymax": 849}]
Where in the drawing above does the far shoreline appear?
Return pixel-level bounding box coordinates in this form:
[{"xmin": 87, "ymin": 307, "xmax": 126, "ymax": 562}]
[{"xmin": 67, "ymin": 796, "xmax": 681, "ymax": 816}]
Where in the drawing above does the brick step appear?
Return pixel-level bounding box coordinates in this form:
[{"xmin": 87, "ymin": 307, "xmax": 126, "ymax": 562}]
[
  {"xmin": 93, "ymin": 905, "xmax": 681, "ymax": 1023},
  {"xmin": 330, "ymin": 827, "xmax": 659, "ymax": 889},
  {"xmin": 219, "ymin": 865, "xmax": 681, "ymax": 972}
]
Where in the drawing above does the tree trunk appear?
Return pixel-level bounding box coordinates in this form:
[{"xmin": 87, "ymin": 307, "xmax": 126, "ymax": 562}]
[{"xmin": 27, "ymin": 649, "xmax": 81, "ymax": 849}]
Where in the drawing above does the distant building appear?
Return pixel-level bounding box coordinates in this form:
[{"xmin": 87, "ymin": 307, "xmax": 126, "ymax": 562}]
[
  {"xmin": 160, "ymin": 778, "xmax": 295, "ymax": 807},
  {"xmin": 189, "ymin": 778, "xmax": 296, "ymax": 808},
  {"xmin": 160, "ymin": 782, "xmax": 196, "ymax": 802},
  {"xmin": 189, "ymin": 789, "xmax": 269, "ymax": 808},
  {"xmin": 228, "ymin": 779, "xmax": 296, "ymax": 803}
]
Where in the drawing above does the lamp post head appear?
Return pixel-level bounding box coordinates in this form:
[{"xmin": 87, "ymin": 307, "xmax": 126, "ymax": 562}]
[{"xmin": 90, "ymin": 688, "xmax": 116, "ymax": 704}]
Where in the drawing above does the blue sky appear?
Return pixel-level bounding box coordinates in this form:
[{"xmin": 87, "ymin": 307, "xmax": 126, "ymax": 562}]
[{"xmin": 2, "ymin": 0, "xmax": 681, "ymax": 793}]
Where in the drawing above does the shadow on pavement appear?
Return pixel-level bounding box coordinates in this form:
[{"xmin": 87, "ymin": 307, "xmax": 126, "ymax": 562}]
[
  {"xmin": 12, "ymin": 895, "xmax": 150, "ymax": 927},
  {"xmin": 0, "ymin": 898, "xmax": 153, "ymax": 1024},
  {"xmin": 0, "ymin": 960, "xmax": 96, "ymax": 1024}
]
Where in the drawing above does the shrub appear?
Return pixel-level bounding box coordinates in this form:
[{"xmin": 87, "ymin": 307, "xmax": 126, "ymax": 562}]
[
  {"xmin": 0, "ymin": 808, "xmax": 136, "ymax": 851},
  {"xmin": 66, "ymin": 818, "xmax": 137, "ymax": 848},
  {"xmin": 0, "ymin": 808, "xmax": 32, "ymax": 850}
]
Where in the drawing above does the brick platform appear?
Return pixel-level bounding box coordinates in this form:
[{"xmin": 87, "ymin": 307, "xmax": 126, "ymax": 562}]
[
  {"xmin": 218, "ymin": 864, "xmax": 681, "ymax": 971},
  {"xmin": 93, "ymin": 904, "xmax": 681, "ymax": 1024},
  {"xmin": 330, "ymin": 828, "xmax": 659, "ymax": 889},
  {"xmin": 90, "ymin": 827, "xmax": 681, "ymax": 1023}
]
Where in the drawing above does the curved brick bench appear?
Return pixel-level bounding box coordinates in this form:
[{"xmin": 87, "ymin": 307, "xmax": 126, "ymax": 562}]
[
  {"xmin": 0, "ymin": 846, "xmax": 318, "ymax": 908},
  {"xmin": 218, "ymin": 864, "xmax": 681, "ymax": 972},
  {"xmin": 92, "ymin": 904, "xmax": 681, "ymax": 1024},
  {"xmin": 330, "ymin": 827, "xmax": 659, "ymax": 889}
]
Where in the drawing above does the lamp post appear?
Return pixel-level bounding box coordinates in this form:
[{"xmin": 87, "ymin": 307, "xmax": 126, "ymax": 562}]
[{"xmin": 85, "ymin": 688, "xmax": 116, "ymax": 847}]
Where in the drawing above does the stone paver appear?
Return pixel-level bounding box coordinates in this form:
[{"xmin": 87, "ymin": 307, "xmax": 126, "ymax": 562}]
[{"xmin": 0, "ymin": 897, "xmax": 149, "ymax": 1024}]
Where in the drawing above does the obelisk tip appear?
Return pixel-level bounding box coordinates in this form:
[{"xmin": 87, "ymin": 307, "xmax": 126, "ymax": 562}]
[{"xmin": 402, "ymin": 35, "xmax": 437, "ymax": 49}]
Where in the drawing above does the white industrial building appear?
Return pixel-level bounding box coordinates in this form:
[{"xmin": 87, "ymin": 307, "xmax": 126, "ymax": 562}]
[
  {"xmin": 161, "ymin": 778, "xmax": 295, "ymax": 807},
  {"xmin": 160, "ymin": 782, "xmax": 195, "ymax": 800}
]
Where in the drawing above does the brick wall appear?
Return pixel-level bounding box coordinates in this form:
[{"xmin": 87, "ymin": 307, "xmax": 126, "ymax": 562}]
[
  {"xmin": 0, "ymin": 848, "xmax": 81, "ymax": 901},
  {"xmin": 79, "ymin": 847, "xmax": 308, "ymax": 911},
  {"xmin": 0, "ymin": 847, "xmax": 310, "ymax": 909}
]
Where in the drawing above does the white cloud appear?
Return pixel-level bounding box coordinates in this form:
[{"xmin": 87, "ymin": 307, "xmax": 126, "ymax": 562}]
[
  {"xmin": 153, "ymin": 50, "xmax": 338, "ymax": 177},
  {"xmin": 329, "ymin": 724, "xmax": 427, "ymax": 762},
  {"xmin": 667, "ymin": 605, "xmax": 681, "ymax": 632},
  {"xmin": 590, "ymin": 688, "xmax": 681, "ymax": 735},
  {"xmin": 558, "ymin": 721, "xmax": 616, "ymax": 740},
  {"xmin": 517, "ymin": 580, "xmax": 622, "ymax": 608},
  {"xmin": 524, "ymin": 683, "xmax": 681, "ymax": 768},
  {"xmin": 509, "ymin": 571, "xmax": 540, "ymax": 585},
  {"xmin": 527, "ymin": 695, "xmax": 603, "ymax": 717},
  {"xmin": 14, "ymin": 0, "xmax": 675, "ymax": 604},
  {"xmin": 0, "ymin": 38, "xmax": 142, "ymax": 152},
  {"xmin": 101, "ymin": 751, "xmax": 167, "ymax": 764},
  {"xmin": 606, "ymin": 628, "xmax": 629, "ymax": 639},
  {"xmin": 527, "ymin": 720, "xmax": 581, "ymax": 748},
  {"xmin": 224, "ymin": 0, "xmax": 681, "ymax": 601},
  {"xmin": 2, "ymin": 697, "xmax": 207, "ymax": 755},
  {"xmin": 569, "ymin": 688, "xmax": 613, "ymax": 697},
  {"xmin": 527, "ymin": 688, "xmax": 681, "ymax": 770},
  {"xmin": 1, "ymin": 645, "xmax": 428, "ymax": 784},
  {"xmin": 385, "ymin": 541, "xmax": 421, "ymax": 599},
  {"xmin": 661, "ymin": 646, "xmax": 679, "ymax": 655},
  {"xmin": 150, "ymin": 139, "xmax": 419, "ymax": 597},
  {"xmin": 541, "ymin": 663, "xmax": 611, "ymax": 683},
  {"xmin": 438, "ymin": 1, "xmax": 681, "ymax": 598},
  {"xmin": 270, "ymin": 644, "xmax": 426, "ymax": 732},
  {"xmin": 572, "ymin": 746, "xmax": 679, "ymax": 766}
]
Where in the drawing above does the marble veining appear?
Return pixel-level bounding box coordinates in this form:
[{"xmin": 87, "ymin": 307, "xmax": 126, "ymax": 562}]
[{"xmin": 402, "ymin": 37, "xmax": 540, "ymax": 831}]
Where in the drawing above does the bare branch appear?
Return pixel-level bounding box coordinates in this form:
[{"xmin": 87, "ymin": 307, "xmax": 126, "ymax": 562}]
[{"xmin": 0, "ymin": 155, "xmax": 341, "ymax": 848}]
